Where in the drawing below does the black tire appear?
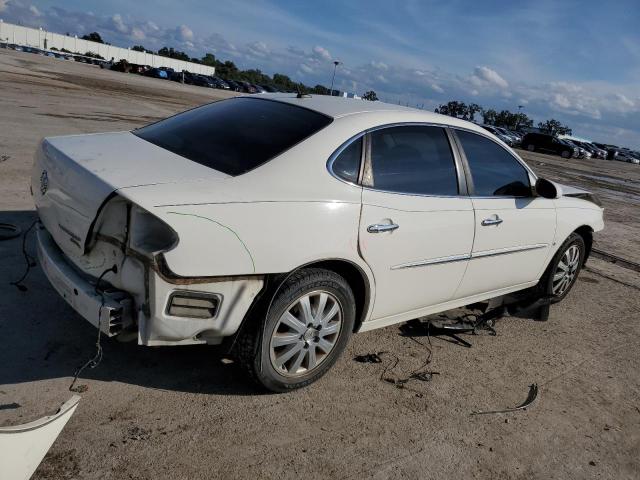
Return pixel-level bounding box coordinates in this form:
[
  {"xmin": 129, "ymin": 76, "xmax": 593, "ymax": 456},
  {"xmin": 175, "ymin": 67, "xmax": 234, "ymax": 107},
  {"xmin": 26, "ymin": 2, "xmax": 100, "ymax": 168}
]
[
  {"xmin": 538, "ymin": 233, "xmax": 586, "ymax": 303},
  {"xmin": 561, "ymin": 150, "xmax": 571, "ymax": 158},
  {"xmin": 235, "ymin": 268, "xmax": 355, "ymax": 392},
  {"xmin": 527, "ymin": 144, "xmax": 535, "ymax": 152}
]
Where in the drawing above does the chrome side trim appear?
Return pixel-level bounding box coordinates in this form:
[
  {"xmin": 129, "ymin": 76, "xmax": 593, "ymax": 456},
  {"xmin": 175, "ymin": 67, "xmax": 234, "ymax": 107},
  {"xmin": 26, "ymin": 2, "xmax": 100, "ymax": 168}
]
[
  {"xmin": 390, "ymin": 243, "xmax": 548, "ymax": 270},
  {"xmin": 471, "ymin": 243, "xmax": 548, "ymax": 259},
  {"xmin": 391, "ymin": 253, "xmax": 470, "ymax": 270}
]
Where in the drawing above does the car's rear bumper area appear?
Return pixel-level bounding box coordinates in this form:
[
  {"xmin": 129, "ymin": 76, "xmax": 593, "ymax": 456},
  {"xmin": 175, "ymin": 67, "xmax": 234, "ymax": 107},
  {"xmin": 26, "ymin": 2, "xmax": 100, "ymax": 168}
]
[
  {"xmin": 36, "ymin": 225, "xmax": 134, "ymax": 336},
  {"xmin": 37, "ymin": 223, "xmax": 266, "ymax": 346}
]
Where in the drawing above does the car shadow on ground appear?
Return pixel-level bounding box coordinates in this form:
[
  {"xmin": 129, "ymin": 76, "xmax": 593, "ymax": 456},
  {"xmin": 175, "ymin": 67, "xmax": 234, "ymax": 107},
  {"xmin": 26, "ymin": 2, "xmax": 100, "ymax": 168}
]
[{"xmin": 0, "ymin": 211, "xmax": 259, "ymax": 396}]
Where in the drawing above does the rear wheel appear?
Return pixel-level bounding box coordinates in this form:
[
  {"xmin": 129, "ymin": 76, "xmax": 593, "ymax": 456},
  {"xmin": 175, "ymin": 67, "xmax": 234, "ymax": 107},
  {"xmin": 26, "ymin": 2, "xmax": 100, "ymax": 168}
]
[
  {"xmin": 561, "ymin": 150, "xmax": 571, "ymax": 158},
  {"xmin": 539, "ymin": 233, "xmax": 585, "ymax": 302},
  {"xmin": 236, "ymin": 268, "xmax": 355, "ymax": 392},
  {"xmin": 527, "ymin": 144, "xmax": 535, "ymax": 152}
]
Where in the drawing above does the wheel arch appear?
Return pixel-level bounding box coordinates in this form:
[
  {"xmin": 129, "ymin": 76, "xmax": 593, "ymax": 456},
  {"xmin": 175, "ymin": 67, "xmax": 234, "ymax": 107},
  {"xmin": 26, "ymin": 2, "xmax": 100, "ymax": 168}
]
[
  {"xmin": 226, "ymin": 258, "xmax": 373, "ymax": 354},
  {"xmin": 573, "ymin": 225, "xmax": 594, "ymax": 265},
  {"xmin": 296, "ymin": 259, "xmax": 372, "ymax": 333}
]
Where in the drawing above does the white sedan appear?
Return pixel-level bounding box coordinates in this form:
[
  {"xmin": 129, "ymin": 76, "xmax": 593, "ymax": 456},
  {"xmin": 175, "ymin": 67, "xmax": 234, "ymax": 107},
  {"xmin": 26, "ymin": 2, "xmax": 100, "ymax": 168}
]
[{"xmin": 32, "ymin": 95, "xmax": 604, "ymax": 391}]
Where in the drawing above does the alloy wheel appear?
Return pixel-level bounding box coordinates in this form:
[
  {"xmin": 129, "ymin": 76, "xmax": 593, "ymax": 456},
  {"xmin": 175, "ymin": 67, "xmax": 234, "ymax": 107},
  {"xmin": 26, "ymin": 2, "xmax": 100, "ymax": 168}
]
[
  {"xmin": 269, "ymin": 290, "xmax": 343, "ymax": 377},
  {"xmin": 552, "ymin": 244, "xmax": 581, "ymax": 296}
]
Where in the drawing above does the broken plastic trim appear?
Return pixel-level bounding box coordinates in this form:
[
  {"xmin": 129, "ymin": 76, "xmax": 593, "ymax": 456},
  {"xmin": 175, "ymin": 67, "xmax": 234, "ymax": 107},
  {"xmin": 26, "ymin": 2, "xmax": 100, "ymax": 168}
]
[
  {"xmin": 470, "ymin": 383, "xmax": 539, "ymax": 415},
  {"xmin": 0, "ymin": 395, "xmax": 80, "ymax": 480}
]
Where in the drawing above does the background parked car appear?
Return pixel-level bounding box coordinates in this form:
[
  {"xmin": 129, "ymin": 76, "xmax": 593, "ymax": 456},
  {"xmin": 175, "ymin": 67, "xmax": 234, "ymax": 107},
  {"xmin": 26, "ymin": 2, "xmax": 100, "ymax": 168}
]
[
  {"xmin": 562, "ymin": 139, "xmax": 589, "ymax": 158},
  {"xmin": 260, "ymin": 84, "xmax": 281, "ymax": 93},
  {"xmin": 521, "ymin": 132, "xmax": 576, "ymax": 158},
  {"xmin": 143, "ymin": 68, "xmax": 169, "ymax": 79},
  {"xmin": 593, "ymin": 143, "xmax": 619, "ymax": 160},
  {"xmin": 617, "ymin": 150, "xmax": 640, "ymax": 164},
  {"xmin": 222, "ymin": 79, "xmax": 241, "ymax": 91},
  {"xmin": 480, "ymin": 125, "xmax": 514, "ymax": 146}
]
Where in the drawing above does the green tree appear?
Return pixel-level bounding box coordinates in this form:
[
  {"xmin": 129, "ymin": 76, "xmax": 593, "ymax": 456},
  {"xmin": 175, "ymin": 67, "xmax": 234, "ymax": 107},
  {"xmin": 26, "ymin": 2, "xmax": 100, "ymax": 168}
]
[
  {"xmin": 311, "ymin": 84, "xmax": 330, "ymax": 95},
  {"xmin": 362, "ymin": 90, "xmax": 379, "ymax": 101},
  {"xmin": 131, "ymin": 45, "xmax": 153, "ymax": 54},
  {"xmin": 81, "ymin": 32, "xmax": 104, "ymax": 43},
  {"xmin": 201, "ymin": 53, "xmax": 216, "ymax": 66},
  {"xmin": 482, "ymin": 108, "xmax": 497, "ymax": 125},
  {"xmin": 466, "ymin": 103, "xmax": 481, "ymax": 122},
  {"xmin": 435, "ymin": 101, "xmax": 467, "ymax": 118},
  {"xmin": 158, "ymin": 47, "xmax": 190, "ymax": 61},
  {"xmin": 538, "ymin": 119, "xmax": 572, "ymax": 136}
]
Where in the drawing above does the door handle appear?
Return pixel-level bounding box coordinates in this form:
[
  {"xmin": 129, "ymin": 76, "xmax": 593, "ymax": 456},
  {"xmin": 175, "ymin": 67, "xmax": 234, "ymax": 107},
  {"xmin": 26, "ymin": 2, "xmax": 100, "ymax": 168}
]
[
  {"xmin": 367, "ymin": 223, "xmax": 399, "ymax": 233},
  {"xmin": 481, "ymin": 216, "xmax": 503, "ymax": 226}
]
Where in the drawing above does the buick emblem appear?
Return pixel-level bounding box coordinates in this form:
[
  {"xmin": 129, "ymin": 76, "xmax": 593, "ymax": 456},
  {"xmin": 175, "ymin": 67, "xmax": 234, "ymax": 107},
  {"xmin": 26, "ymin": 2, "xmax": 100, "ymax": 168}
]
[{"xmin": 40, "ymin": 170, "xmax": 49, "ymax": 195}]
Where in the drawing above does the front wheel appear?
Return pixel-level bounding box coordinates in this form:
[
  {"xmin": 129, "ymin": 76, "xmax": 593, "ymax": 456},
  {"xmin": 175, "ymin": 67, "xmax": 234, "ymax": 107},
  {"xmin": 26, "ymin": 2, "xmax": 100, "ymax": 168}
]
[
  {"xmin": 561, "ymin": 150, "xmax": 571, "ymax": 158},
  {"xmin": 527, "ymin": 144, "xmax": 535, "ymax": 152},
  {"xmin": 236, "ymin": 268, "xmax": 355, "ymax": 392},
  {"xmin": 539, "ymin": 233, "xmax": 586, "ymax": 302}
]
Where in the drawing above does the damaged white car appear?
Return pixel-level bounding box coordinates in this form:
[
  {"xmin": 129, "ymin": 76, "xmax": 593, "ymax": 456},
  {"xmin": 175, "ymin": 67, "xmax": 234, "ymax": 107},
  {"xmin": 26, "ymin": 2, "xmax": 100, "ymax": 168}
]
[{"xmin": 33, "ymin": 95, "xmax": 604, "ymax": 391}]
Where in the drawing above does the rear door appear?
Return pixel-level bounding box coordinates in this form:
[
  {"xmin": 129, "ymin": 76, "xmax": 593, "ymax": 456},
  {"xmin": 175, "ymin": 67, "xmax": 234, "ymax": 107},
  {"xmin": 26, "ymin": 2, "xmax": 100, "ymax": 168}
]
[
  {"xmin": 452, "ymin": 129, "xmax": 556, "ymax": 298},
  {"xmin": 357, "ymin": 125, "xmax": 474, "ymax": 322}
]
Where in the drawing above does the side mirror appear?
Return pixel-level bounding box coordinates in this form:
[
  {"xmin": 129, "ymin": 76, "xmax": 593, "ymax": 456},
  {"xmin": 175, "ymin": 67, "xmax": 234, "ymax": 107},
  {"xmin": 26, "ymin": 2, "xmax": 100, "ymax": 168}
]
[{"xmin": 535, "ymin": 178, "xmax": 560, "ymax": 199}]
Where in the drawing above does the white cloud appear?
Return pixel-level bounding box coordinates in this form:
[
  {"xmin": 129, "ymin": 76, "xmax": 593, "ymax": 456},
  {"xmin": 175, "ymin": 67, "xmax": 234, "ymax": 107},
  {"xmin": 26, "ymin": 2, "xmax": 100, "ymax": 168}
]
[
  {"xmin": 371, "ymin": 60, "xmax": 388, "ymax": 71},
  {"xmin": 312, "ymin": 45, "xmax": 331, "ymax": 61},
  {"xmin": 178, "ymin": 24, "xmax": 193, "ymax": 41},
  {"xmin": 614, "ymin": 93, "xmax": 634, "ymax": 108},
  {"xmin": 131, "ymin": 27, "xmax": 145, "ymax": 40},
  {"xmin": 111, "ymin": 14, "xmax": 127, "ymax": 34},
  {"xmin": 28, "ymin": 4, "xmax": 41, "ymax": 16},
  {"xmin": 246, "ymin": 41, "xmax": 269, "ymax": 57},
  {"xmin": 300, "ymin": 63, "xmax": 313, "ymax": 74},
  {"xmin": 470, "ymin": 66, "xmax": 509, "ymax": 89},
  {"xmin": 553, "ymin": 93, "xmax": 571, "ymax": 109},
  {"xmin": 430, "ymin": 83, "xmax": 444, "ymax": 93}
]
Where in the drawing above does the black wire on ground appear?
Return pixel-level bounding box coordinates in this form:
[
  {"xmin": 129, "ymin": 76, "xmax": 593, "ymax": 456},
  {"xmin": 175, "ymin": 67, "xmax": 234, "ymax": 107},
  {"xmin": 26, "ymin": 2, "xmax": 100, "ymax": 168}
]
[
  {"xmin": 355, "ymin": 325, "xmax": 439, "ymax": 395},
  {"xmin": 10, "ymin": 220, "xmax": 38, "ymax": 291},
  {"xmin": 69, "ymin": 264, "xmax": 118, "ymax": 393}
]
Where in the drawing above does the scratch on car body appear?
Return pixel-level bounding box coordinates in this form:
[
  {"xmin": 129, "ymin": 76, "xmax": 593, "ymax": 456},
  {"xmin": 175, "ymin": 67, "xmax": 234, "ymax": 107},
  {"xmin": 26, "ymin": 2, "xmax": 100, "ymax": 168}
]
[{"xmin": 166, "ymin": 211, "xmax": 256, "ymax": 273}]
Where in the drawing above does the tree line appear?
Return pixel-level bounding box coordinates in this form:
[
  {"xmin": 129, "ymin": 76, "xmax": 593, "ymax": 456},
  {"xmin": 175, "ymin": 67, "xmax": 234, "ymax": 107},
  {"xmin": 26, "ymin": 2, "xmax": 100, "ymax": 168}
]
[
  {"xmin": 133, "ymin": 45, "xmax": 333, "ymax": 95},
  {"xmin": 434, "ymin": 100, "xmax": 572, "ymax": 135}
]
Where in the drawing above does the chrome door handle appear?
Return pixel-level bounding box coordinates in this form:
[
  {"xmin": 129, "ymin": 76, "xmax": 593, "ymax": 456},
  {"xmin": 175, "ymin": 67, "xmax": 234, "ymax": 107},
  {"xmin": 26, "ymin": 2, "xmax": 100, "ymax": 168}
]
[
  {"xmin": 367, "ymin": 223, "xmax": 399, "ymax": 233},
  {"xmin": 481, "ymin": 216, "xmax": 503, "ymax": 226}
]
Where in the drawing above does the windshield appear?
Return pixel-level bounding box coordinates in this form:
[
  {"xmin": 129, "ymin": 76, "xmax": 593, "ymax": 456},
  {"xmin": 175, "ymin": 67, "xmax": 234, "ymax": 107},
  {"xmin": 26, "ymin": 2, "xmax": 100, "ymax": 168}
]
[{"xmin": 134, "ymin": 97, "xmax": 333, "ymax": 176}]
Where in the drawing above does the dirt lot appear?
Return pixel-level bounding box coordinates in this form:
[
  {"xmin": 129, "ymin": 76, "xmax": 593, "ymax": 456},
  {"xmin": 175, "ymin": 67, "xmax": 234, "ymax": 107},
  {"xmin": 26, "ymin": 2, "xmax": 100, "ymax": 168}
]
[{"xmin": 1, "ymin": 50, "xmax": 639, "ymax": 480}]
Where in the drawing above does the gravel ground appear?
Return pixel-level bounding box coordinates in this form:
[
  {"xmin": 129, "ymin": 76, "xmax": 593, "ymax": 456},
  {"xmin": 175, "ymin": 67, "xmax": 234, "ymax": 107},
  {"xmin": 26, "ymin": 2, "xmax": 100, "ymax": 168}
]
[{"xmin": 1, "ymin": 49, "xmax": 639, "ymax": 480}]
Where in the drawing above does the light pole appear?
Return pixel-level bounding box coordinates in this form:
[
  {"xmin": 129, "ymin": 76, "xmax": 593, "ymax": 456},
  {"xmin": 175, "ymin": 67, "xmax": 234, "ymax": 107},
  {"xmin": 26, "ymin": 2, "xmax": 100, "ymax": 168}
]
[
  {"xmin": 329, "ymin": 61, "xmax": 341, "ymax": 96},
  {"xmin": 516, "ymin": 105, "xmax": 524, "ymax": 130}
]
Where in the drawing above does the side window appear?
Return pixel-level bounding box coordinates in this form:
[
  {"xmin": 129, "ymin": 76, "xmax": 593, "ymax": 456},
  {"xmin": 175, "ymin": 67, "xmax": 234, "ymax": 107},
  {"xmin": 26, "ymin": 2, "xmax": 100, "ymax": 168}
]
[
  {"xmin": 369, "ymin": 126, "xmax": 458, "ymax": 196},
  {"xmin": 332, "ymin": 138, "xmax": 362, "ymax": 183},
  {"xmin": 457, "ymin": 130, "xmax": 531, "ymax": 197}
]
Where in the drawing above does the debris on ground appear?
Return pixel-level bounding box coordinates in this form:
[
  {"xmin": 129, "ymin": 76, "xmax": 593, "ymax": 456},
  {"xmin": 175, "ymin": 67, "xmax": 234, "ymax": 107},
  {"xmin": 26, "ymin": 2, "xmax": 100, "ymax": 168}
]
[{"xmin": 470, "ymin": 384, "xmax": 539, "ymax": 415}]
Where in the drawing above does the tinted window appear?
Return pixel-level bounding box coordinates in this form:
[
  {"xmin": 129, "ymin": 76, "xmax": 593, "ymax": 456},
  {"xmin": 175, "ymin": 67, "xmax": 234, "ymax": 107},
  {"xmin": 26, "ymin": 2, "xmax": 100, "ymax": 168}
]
[
  {"xmin": 369, "ymin": 126, "xmax": 458, "ymax": 195},
  {"xmin": 134, "ymin": 98, "xmax": 332, "ymax": 176},
  {"xmin": 457, "ymin": 130, "xmax": 531, "ymax": 197},
  {"xmin": 332, "ymin": 138, "xmax": 362, "ymax": 183}
]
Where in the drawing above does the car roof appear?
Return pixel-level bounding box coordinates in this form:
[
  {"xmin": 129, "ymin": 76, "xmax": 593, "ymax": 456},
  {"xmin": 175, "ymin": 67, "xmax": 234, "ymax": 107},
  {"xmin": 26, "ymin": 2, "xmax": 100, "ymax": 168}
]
[
  {"xmin": 247, "ymin": 94, "xmax": 495, "ymax": 137},
  {"xmin": 252, "ymin": 93, "xmax": 417, "ymax": 118}
]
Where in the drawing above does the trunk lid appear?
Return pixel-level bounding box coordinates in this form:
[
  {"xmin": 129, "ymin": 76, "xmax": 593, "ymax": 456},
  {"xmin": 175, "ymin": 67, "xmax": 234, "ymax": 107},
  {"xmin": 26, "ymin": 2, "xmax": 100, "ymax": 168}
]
[{"xmin": 32, "ymin": 131, "xmax": 229, "ymax": 257}]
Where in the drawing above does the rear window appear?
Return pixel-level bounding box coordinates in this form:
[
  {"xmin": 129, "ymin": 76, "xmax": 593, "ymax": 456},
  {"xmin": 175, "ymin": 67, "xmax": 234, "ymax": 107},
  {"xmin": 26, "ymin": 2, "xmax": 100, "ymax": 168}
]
[{"xmin": 134, "ymin": 97, "xmax": 332, "ymax": 176}]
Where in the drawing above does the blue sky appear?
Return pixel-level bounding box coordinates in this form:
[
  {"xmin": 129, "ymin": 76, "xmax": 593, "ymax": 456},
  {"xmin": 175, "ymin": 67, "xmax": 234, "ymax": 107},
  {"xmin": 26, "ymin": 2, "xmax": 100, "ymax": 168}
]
[{"xmin": 2, "ymin": 0, "xmax": 639, "ymax": 148}]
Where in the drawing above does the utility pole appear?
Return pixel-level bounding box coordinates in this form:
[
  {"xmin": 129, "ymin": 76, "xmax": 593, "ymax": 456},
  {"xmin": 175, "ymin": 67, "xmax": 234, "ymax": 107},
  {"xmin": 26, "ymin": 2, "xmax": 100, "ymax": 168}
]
[{"xmin": 329, "ymin": 61, "xmax": 340, "ymax": 96}]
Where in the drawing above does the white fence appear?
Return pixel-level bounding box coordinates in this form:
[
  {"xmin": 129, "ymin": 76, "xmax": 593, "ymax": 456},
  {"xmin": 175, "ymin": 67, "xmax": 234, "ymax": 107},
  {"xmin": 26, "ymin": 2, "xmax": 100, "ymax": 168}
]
[{"xmin": 0, "ymin": 21, "xmax": 215, "ymax": 75}]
